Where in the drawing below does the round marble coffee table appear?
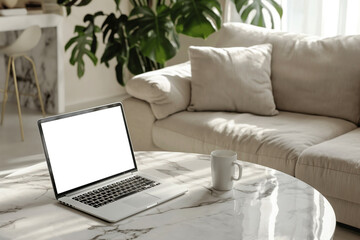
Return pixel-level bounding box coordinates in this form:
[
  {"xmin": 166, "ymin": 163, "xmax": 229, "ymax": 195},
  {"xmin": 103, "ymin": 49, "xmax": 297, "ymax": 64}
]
[{"xmin": 0, "ymin": 151, "xmax": 336, "ymax": 239}]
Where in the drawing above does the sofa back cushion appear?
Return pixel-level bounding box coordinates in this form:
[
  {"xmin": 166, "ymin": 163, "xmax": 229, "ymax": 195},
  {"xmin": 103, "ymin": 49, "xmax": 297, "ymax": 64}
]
[{"xmin": 216, "ymin": 23, "xmax": 360, "ymax": 124}]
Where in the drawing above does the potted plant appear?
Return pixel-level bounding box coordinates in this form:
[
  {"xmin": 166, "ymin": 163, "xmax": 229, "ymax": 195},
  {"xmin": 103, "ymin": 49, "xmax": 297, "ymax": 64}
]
[{"xmin": 57, "ymin": 0, "xmax": 282, "ymax": 85}]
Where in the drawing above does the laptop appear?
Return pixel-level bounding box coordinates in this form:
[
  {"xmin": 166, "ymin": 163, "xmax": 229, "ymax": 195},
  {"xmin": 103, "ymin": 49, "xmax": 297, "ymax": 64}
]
[{"xmin": 38, "ymin": 102, "xmax": 187, "ymax": 222}]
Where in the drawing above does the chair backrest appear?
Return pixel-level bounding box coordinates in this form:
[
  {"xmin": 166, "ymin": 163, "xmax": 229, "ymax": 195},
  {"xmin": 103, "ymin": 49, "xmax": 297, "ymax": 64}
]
[{"xmin": 0, "ymin": 25, "xmax": 42, "ymax": 56}]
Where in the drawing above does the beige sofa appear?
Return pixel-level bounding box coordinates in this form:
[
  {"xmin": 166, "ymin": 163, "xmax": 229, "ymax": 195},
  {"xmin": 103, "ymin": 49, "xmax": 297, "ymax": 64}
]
[{"xmin": 123, "ymin": 23, "xmax": 360, "ymax": 229}]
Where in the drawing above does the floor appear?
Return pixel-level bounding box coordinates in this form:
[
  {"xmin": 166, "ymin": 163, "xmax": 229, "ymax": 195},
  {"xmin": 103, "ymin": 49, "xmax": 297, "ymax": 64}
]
[{"xmin": 1, "ymin": 101, "xmax": 360, "ymax": 240}]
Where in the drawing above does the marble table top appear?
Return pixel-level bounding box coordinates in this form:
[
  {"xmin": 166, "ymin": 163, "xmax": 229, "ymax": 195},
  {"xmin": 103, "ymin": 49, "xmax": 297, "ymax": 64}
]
[{"xmin": 0, "ymin": 151, "xmax": 336, "ymax": 240}]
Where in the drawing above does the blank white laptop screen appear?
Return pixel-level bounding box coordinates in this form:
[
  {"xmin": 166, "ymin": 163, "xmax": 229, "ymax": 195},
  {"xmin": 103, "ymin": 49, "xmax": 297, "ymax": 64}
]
[{"xmin": 40, "ymin": 106, "xmax": 135, "ymax": 194}]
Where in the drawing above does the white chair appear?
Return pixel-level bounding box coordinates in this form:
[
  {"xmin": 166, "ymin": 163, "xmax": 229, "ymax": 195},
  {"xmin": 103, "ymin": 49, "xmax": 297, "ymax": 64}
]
[{"xmin": 0, "ymin": 25, "xmax": 46, "ymax": 141}]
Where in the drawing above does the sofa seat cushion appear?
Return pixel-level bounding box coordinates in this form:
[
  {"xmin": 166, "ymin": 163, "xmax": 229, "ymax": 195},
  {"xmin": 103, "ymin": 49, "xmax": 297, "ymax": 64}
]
[
  {"xmin": 153, "ymin": 111, "xmax": 356, "ymax": 175},
  {"xmin": 296, "ymin": 128, "xmax": 360, "ymax": 207}
]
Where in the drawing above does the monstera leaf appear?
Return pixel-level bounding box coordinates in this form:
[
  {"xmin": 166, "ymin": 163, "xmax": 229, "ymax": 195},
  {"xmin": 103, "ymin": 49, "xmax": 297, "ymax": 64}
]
[
  {"xmin": 171, "ymin": 0, "xmax": 222, "ymax": 39},
  {"xmin": 232, "ymin": 0, "xmax": 282, "ymax": 28},
  {"xmin": 127, "ymin": 5, "xmax": 179, "ymax": 64},
  {"xmin": 101, "ymin": 14, "xmax": 128, "ymax": 85},
  {"xmin": 65, "ymin": 12, "xmax": 103, "ymax": 78}
]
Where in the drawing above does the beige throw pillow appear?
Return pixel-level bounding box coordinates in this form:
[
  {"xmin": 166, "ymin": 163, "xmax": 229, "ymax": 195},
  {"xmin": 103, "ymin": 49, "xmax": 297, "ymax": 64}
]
[{"xmin": 188, "ymin": 44, "xmax": 278, "ymax": 116}]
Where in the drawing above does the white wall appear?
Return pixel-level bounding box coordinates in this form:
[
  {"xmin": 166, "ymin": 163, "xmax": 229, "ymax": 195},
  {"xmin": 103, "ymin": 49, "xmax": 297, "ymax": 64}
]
[
  {"xmin": 62, "ymin": 0, "xmax": 128, "ymax": 109},
  {"xmin": 167, "ymin": 33, "xmax": 219, "ymax": 66}
]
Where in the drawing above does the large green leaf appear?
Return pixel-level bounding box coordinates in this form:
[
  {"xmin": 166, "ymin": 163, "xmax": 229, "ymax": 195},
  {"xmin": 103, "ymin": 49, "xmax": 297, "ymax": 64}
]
[
  {"xmin": 65, "ymin": 27, "xmax": 96, "ymax": 78},
  {"xmin": 101, "ymin": 14, "xmax": 129, "ymax": 84},
  {"xmin": 231, "ymin": 0, "xmax": 282, "ymax": 29},
  {"xmin": 128, "ymin": 47, "xmax": 144, "ymax": 75},
  {"xmin": 101, "ymin": 14, "xmax": 128, "ymax": 63},
  {"xmin": 127, "ymin": 5, "xmax": 179, "ymax": 64},
  {"xmin": 65, "ymin": 12, "xmax": 103, "ymax": 79},
  {"xmin": 171, "ymin": 0, "xmax": 222, "ymax": 39},
  {"xmin": 84, "ymin": 11, "xmax": 103, "ymax": 52}
]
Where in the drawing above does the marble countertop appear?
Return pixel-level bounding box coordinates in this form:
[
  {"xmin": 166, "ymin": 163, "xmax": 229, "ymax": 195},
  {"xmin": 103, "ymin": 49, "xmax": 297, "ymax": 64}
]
[{"xmin": 0, "ymin": 151, "xmax": 336, "ymax": 240}]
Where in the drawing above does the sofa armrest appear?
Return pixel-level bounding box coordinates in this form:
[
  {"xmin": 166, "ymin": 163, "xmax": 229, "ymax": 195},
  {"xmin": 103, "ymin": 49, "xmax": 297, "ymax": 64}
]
[
  {"xmin": 122, "ymin": 97, "xmax": 161, "ymax": 151},
  {"xmin": 125, "ymin": 61, "xmax": 191, "ymax": 120}
]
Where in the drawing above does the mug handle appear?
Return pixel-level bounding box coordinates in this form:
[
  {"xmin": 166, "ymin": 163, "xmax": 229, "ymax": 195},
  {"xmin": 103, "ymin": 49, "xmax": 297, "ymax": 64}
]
[{"xmin": 231, "ymin": 161, "xmax": 242, "ymax": 181}]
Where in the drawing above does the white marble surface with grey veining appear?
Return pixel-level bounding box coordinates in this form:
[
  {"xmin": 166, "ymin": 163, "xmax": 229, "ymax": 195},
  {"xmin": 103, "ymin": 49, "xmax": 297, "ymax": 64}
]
[{"xmin": 0, "ymin": 151, "xmax": 336, "ymax": 240}]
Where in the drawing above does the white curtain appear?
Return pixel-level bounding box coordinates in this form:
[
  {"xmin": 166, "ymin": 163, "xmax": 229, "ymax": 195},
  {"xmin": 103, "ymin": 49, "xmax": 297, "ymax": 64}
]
[{"xmin": 225, "ymin": 0, "xmax": 360, "ymax": 37}]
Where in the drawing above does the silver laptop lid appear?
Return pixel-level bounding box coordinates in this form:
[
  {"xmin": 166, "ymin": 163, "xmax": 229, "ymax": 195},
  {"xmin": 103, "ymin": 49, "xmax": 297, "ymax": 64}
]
[{"xmin": 38, "ymin": 102, "xmax": 137, "ymax": 199}]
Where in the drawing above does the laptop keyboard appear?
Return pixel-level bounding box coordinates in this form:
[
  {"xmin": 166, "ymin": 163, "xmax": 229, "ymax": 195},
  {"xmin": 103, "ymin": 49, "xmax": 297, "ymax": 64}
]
[{"xmin": 73, "ymin": 175, "xmax": 160, "ymax": 208}]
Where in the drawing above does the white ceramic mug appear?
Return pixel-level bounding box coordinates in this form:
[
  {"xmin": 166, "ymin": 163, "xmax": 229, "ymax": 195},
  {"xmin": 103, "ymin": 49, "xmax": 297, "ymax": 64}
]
[{"xmin": 211, "ymin": 150, "xmax": 242, "ymax": 191}]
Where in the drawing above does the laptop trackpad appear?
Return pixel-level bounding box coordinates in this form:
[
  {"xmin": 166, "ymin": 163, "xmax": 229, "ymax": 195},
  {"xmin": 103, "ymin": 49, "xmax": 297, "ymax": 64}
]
[{"xmin": 123, "ymin": 192, "xmax": 159, "ymax": 208}]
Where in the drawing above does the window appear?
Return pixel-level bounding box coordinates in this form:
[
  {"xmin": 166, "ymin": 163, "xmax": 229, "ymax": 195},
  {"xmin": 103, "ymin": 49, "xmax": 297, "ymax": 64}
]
[{"xmin": 225, "ymin": 0, "xmax": 360, "ymax": 36}]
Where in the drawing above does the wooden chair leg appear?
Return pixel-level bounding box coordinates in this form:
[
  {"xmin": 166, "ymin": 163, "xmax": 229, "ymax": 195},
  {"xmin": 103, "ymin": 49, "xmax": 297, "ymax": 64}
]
[
  {"xmin": 1, "ymin": 56, "xmax": 12, "ymax": 125},
  {"xmin": 11, "ymin": 57, "xmax": 25, "ymax": 141},
  {"xmin": 24, "ymin": 55, "xmax": 46, "ymax": 117}
]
